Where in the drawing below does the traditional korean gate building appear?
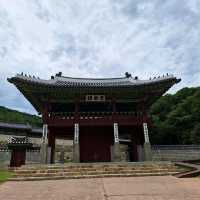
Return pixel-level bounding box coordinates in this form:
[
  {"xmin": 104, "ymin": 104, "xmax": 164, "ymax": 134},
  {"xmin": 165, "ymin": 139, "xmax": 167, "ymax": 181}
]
[{"xmin": 8, "ymin": 72, "xmax": 180, "ymax": 163}]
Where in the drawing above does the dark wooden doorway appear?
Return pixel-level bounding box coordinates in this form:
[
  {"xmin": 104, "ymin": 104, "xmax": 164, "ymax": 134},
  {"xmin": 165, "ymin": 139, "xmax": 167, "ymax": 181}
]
[
  {"xmin": 80, "ymin": 126, "xmax": 113, "ymax": 162},
  {"xmin": 10, "ymin": 149, "xmax": 26, "ymax": 167}
]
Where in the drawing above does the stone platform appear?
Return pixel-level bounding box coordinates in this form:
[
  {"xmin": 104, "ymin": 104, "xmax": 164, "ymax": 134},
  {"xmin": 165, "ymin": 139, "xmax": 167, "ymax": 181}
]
[{"xmin": 9, "ymin": 162, "xmax": 184, "ymax": 181}]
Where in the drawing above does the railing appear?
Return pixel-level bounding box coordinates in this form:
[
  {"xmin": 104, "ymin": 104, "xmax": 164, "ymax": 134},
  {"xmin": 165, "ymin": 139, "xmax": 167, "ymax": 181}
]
[
  {"xmin": 49, "ymin": 111, "xmax": 144, "ymax": 118},
  {"xmin": 46, "ymin": 111, "xmax": 149, "ymax": 126}
]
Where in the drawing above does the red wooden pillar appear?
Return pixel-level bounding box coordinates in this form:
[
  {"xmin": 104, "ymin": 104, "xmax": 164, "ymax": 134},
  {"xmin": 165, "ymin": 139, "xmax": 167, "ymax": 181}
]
[
  {"xmin": 42, "ymin": 103, "xmax": 50, "ymax": 124},
  {"xmin": 48, "ymin": 130, "xmax": 55, "ymax": 164},
  {"xmin": 74, "ymin": 100, "xmax": 79, "ymax": 120},
  {"xmin": 112, "ymin": 99, "xmax": 116, "ymax": 113},
  {"xmin": 112, "ymin": 98, "xmax": 117, "ymax": 121}
]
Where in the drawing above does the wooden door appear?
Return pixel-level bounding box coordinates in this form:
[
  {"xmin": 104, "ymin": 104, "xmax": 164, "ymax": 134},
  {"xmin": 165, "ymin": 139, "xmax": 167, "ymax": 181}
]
[
  {"xmin": 10, "ymin": 149, "xmax": 26, "ymax": 167},
  {"xmin": 80, "ymin": 126, "xmax": 113, "ymax": 162}
]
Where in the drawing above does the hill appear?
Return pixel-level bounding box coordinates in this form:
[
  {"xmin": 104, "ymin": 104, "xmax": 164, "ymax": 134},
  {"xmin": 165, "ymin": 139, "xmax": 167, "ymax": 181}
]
[
  {"xmin": 0, "ymin": 106, "xmax": 42, "ymax": 127},
  {"xmin": 150, "ymin": 87, "xmax": 200, "ymax": 145}
]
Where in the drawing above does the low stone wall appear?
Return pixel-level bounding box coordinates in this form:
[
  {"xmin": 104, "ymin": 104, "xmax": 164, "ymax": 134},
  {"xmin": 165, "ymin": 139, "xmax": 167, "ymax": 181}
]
[
  {"xmin": 3, "ymin": 143, "xmax": 200, "ymax": 165},
  {"xmin": 0, "ymin": 151, "xmax": 11, "ymax": 168},
  {"xmin": 0, "ymin": 150, "xmax": 42, "ymax": 167},
  {"xmin": 0, "ymin": 142, "xmax": 10, "ymax": 168},
  {"xmin": 26, "ymin": 150, "xmax": 41, "ymax": 164},
  {"xmin": 152, "ymin": 145, "xmax": 200, "ymax": 161}
]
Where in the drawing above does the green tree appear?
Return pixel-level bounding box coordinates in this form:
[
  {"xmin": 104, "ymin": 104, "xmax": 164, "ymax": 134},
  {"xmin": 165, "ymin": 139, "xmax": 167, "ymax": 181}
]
[{"xmin": 150, "ymin": 87, "xmax": 200, "ymax": 145}]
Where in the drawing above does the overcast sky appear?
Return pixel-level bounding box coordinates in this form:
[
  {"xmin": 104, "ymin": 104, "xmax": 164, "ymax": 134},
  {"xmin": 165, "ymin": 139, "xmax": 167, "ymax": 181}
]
[{"xmin": 0, "ymin": 0, "xmax": 200, "ymax": 114}]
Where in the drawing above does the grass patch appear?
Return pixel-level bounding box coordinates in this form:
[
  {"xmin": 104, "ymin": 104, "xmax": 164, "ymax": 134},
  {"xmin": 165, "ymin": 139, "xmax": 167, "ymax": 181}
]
[{"xmin": 0, "ymin": 170, "xmax": 13, "ymax": 183}]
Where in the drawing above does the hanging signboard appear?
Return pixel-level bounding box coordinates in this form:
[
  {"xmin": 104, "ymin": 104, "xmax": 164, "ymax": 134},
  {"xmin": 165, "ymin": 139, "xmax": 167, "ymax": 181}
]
[{"xmin": 85, "ymin": 95, "xmax": 105, "ymax": 102}]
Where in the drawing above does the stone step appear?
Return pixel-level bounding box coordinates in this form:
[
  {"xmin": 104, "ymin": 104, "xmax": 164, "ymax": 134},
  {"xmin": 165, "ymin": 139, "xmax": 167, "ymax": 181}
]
[
  {"xmin": 9, "ymin": 172, "xmax": 178, "ymax": 181},
  {"xmin": 12, "ymin": 168, "xmax": 180, "ymax": 176},
  {"xmin": 9, "ymin": 162, "xmax": 184, "ymax": 181},
  {"xmin": 12, "ymin": 165, "xmax": 179, "ymax": 171},
  {"xmin": 14, "ymin": 166, "xmax": 175, "ymax": 171},
  {"xmin": 12, "ymin": 169, "xmax": 180, "ymax": 178},
  {"xmin": 16, "ymin": 163, "xmax": 174, "ymax": 170},
  {"xmin": 13, "ymin": 167, "xmax": 179, "ymax": 174}
]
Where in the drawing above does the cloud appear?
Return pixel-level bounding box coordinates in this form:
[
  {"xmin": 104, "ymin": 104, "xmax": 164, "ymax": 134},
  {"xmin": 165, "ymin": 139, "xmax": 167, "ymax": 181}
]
[{"xmin": 0, "ymin": 0, "xmax": 199, "ymax": 114}]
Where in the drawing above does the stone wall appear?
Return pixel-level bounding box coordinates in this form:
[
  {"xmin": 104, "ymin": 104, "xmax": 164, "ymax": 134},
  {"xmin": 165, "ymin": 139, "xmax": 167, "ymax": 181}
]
[
  {"xmin": 0, "ymin": 151, "xmax": 10, "ymax": 168},
  {"xmin": 55, "ymin": 144, "xmax": 74, "ymax": 163},
  {"xmin": 54, "ymin": 139, "xmax": 74, "ymax": 163},
  {"xmin": 26, "ymin": 150, "xmax": 41, "ymax": 164},
  {"xmin": 0, "ymin": 149, "xmax": 41, "ymax": 167},
  {"xmin": 119, "ymin": 144, "xmax": 130, "ymax": 161},
  {"xmin": 55, "ymin": 144, "xmax": 130, "ymax": 163},
  {"xmin": 152, "ymin": 145, "xmax": 200, "ymax": 161}
]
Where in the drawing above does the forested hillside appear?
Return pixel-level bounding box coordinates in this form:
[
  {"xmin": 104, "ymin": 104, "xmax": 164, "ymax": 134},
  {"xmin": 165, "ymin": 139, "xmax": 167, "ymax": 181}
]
[
  {"xmin": 0, "ymin": 106, "xmax": 42, "ymax": 127},
  {"xmin": 0, "ymin": 87, "xmax": 199, "ymax": 144},
  {"xmin": 150, "ymin": 87, "xmax": 200, "ymax": 145}
]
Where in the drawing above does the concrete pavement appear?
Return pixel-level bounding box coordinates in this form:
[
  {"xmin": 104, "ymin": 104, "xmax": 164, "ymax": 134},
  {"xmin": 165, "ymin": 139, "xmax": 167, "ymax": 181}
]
[{"xmin": 0, "ymin": 176, "xmax": 200, "ymax": 200}]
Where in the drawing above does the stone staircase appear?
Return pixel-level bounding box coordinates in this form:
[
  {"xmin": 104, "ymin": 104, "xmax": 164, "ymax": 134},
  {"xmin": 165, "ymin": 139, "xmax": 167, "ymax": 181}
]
[
  {"xmin": 174, "ymin": 162, "xmax": 200, "ymax": 178},
  {"xmin": 9, "ymin": 162, "xmax": 184, "ymax": 181}
]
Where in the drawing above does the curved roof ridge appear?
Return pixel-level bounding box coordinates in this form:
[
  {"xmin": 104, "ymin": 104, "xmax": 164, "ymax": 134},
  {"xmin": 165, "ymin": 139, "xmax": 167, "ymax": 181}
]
[
  {"xmin": 55, "ymin": 76, "xmax": 131, "ymax": 83},
  {"xmin": 58, "ymin": 75, "xmax": 128, "ymax": 80}
]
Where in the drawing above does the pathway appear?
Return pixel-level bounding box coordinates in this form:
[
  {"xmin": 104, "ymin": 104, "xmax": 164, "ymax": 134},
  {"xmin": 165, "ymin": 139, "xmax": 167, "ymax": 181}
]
[{"xmin": 0, "ymin": 176, "xmax": 200, "ymax": 200}]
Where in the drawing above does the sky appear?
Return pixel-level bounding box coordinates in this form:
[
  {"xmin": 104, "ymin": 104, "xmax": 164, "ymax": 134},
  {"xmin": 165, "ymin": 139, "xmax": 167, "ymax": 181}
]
[{"xmin": 0, "ymin": 0, "xmax": 200, "ymax": 114}]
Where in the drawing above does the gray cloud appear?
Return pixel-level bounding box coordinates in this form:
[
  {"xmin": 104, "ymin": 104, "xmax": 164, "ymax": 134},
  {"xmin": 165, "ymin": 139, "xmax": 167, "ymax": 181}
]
[{"xmin": 0, "ymin": 0, "xmax": 199, "ymax": 114}]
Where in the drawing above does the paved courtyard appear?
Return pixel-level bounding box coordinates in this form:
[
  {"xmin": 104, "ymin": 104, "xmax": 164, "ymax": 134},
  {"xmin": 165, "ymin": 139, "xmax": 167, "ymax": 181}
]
[{"xmin": 0, "ymin": 176, "xmax": 200, "ymax": 200}]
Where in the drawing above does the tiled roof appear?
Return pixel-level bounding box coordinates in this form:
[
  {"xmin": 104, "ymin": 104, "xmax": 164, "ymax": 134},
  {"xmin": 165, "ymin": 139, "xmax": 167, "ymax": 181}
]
[
  {"xmin": 8, "ymin": 73, "xmax": 180, "ymax": 87},
  {"xmin": 0, "ymin": 122, "xmax": 42, "ymax": 134},
  {"xmin": 0, "ymin": 122, "xmax": 31, "ymax": 130}
]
